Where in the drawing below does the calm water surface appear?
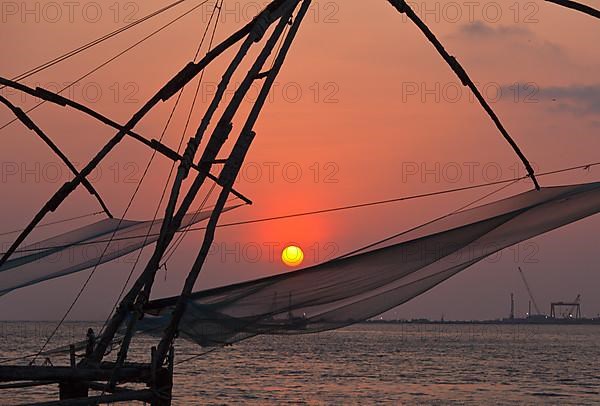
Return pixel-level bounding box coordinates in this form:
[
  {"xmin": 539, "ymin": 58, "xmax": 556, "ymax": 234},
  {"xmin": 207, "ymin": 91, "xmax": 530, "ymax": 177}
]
[{"xmin": 1, "ymin": 322, "xmax": 599, "ymax": 404}]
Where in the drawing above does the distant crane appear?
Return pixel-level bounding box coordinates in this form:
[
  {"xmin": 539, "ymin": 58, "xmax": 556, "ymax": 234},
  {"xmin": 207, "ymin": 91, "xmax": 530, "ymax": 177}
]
[{"xmin": 518, "ymin": 267, "xmax": 542, "ymax": 316}]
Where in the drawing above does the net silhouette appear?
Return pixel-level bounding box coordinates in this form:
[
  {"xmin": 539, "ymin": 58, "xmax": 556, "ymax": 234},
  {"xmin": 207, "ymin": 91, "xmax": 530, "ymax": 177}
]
[{"xmin": 140, "ymin": 182, "xmax": 600, "ymax": 346}]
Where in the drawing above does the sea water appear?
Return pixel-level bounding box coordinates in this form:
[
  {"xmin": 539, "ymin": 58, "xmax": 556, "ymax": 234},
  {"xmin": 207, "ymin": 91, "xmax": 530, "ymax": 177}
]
[{"xmin": 1, "ymin": 322, "xmax": 599, "ymax": 405}]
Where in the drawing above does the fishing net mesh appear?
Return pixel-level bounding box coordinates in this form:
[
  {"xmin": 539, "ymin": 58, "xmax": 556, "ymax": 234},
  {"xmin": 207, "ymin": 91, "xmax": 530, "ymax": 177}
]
[
  {"xmin": 0, "ymin": 208, "xmax": 239, "ymax": 296},
  {"xmin": 141, "ymin": 182, "xmax": 600, "ymax": 346}
]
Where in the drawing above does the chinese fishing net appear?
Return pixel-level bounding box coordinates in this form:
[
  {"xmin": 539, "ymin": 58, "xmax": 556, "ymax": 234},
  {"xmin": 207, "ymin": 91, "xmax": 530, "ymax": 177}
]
[
  {"xmin": 0, "ymin": 207, "xmax": 240, "ymax": 296},
  {"xmin": 141, "ymin": 182, "xmax": 600, "ymax": 347}
]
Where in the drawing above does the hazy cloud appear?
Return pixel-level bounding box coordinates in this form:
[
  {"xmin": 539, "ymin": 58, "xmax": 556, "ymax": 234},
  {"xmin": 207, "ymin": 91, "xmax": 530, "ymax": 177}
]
[
  {"xmin": 457, "ymin": 21, "xmax": 531, "ymax": 38},
  {"xmin": 500, "ymin": 83, "xmax": 600, "ymax": 116},
  {"xmin": 450, "ymin": 22, "xmax": 565, "ymax": 61}
]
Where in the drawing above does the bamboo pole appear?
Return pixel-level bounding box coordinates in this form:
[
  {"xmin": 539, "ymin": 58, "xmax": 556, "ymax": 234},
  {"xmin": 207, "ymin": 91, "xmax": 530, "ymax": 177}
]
[
  {"xmin": 109, "ymin": 15, "xmax": 268, "ymax": 376},
  {"xmin": 545, "ymin": 0, "xmax": 600, "ymax": 19},
  {"xmin": 387, "ymin": 0, "xmax": 540, "ymax": 190},
  {"xmin": 0, "ymin": 5, "xmax": 268, "ymax": 269},
  {"xmin": 154, "ymin": 0, "xmax": 312, "ymax": 365},
  {"xmin": 105, "ymin": 6, "xmax": 285, "ymax": 374},
  {"xmin": 0, "ymin": 95, "xmax": 112, "ymax": 217},
  {"xmin": 0, "ymin": 77, "xmax": 252, "ymax": 204},
  {"xmin": 89, "ymin": 0, "xmax": 295, "ymax": 365}
]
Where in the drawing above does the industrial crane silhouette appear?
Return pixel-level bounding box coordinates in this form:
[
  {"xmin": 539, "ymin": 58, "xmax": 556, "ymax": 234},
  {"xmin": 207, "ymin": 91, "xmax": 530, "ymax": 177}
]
[
  {"xmin": 518, "ymin": 267, "xmax": 542, "ymax": 316},
  {"xmin": 551, "ymin": 294, "xmax": 582, "ymax": 319}
]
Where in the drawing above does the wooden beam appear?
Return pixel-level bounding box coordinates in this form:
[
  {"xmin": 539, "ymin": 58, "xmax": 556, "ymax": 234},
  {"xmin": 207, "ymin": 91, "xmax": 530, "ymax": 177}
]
[
  {"xmin": 0, "ymin": 365, "xmax": 150, "ymax": 383},
  {"xmin": 545, "ymin": 0, "xmax": 600, "ymax": 19}
]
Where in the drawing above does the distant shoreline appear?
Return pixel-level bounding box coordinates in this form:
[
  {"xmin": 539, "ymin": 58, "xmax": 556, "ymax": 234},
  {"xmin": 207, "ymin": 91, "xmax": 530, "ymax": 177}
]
[
  {"xmin": 2, "ymin": 318, "xmax": 600, "ymax": 326},
  {"xmin": 363, "ymin": 318, "xmax": 600, "ymax": 325}
]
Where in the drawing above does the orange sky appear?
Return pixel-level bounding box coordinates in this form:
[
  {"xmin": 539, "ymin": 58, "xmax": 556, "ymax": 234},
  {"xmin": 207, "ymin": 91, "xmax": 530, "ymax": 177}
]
[{"xmin": 1, "ymin": 0, "xmax": 599, "ymax": 320}]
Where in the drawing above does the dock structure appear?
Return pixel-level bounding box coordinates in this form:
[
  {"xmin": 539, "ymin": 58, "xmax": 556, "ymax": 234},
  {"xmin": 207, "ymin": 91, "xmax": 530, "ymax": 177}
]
[{"xmin": 0, "ymin": 346, "xmax": 173, "ymax": 405}]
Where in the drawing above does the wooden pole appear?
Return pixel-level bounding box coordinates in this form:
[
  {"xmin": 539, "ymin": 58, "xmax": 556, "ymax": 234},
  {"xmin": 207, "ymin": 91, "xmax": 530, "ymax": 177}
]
[
  {"xmin": 69, "ymin": 345, "xmax": 75, "ymax": 368},
  {"xmin": 153, "ymin": 2, "xmax": 301, "ymax": 363},
  {"xmin": 0, "ymin": 76, "xmax": 251, "ymax": 204},
  {"xmin": 90, "ymin": 0, "xmax": 294, "ymax": 368},
  {"xmin": 0, "ymin": 95, "xmax": 112, "ymax": 217},
  {"xmin": 0, "ymin": 3, "xmax": 264, "ymax": 269},
  {"xmin": 387, "ymin": 0, "xmax": 540, "ymax": 190},
  {"xmin": 545, "ymin": 0, "xmax": 600, "ymax": 19},
  {"xmin": 154, "ymin": 0, "xmax": 311, "ymax": 365}
]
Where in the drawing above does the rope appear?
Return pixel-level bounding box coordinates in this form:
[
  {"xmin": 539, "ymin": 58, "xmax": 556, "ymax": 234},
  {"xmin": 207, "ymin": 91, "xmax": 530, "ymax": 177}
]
[
  {"xmin": 2, "ymin": 0, "xmax": 193, "ymax": 86},
  {"xmin": 91, "ymin": 6, "xmax": 224, "ymax": 399},
  {"xmin": 150, "ymin": 182, "xmax": 523, "ymax": 367},
  {"xmin": 332, "ymin": 179, "xmax": 520, "ymax": 261},
  {"xmin": 157, "ymin": 1, "xmax": 224, "ymax": 266},
  {"xmin": 0, "ymin": 0, "xmax": 210, "ymax": 132},
  {"xmin": 270, "ymin": 19, "xmax": 290, "ymax": 70},
  {"xmin": 100, "ymin": 0, "xmax": 224, "ymax": 335},
  {"xmin": 161, "ymin": 183, "xmax": 217, "ymax": 265},
  {"xmin": 179, "ymin": 0, "xmax": 224, "ymax": 139},
  {"xmin": 3, "ymin": 161, "xmax": 598, "ymax": 256},
  {"xmin": 21, "ymin": 0, "xmax": 211, "ymax": 365},
  {"xmin": 173, "ymin": 347, "xmax": 219, "ymax": 366}
]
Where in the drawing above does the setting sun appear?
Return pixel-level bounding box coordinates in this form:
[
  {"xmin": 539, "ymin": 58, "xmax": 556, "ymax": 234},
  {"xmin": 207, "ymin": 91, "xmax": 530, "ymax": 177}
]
[{"xmin": 281, "ymin": 245, "xmax": 304, "ymax": 267}]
